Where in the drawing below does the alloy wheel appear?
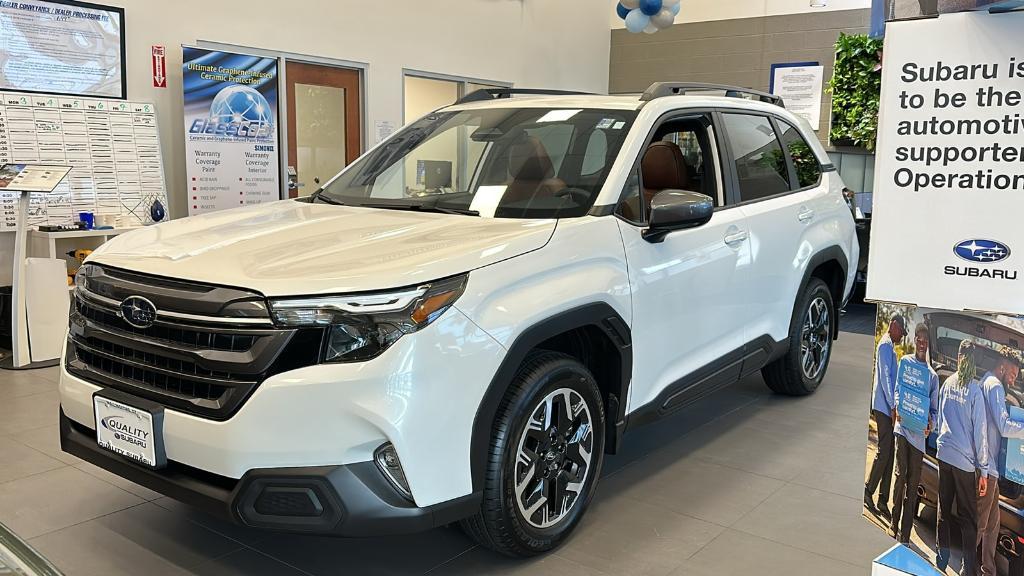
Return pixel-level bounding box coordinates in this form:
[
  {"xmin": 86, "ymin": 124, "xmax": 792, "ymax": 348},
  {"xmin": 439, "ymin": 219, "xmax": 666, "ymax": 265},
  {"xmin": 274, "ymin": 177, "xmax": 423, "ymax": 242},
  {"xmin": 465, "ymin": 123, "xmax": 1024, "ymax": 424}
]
[
  {"xmin": 513, "ymin": 387, "xmax": 594, "ymax": 529},
  {"xmin": 800, "ymin": 296, "xmax": 831, "ymax": 380}
]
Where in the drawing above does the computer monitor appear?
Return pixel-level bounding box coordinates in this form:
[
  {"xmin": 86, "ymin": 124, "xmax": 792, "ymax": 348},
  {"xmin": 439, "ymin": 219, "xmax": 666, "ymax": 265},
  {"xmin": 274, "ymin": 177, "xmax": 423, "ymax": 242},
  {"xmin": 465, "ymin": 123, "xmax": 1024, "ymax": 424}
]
[{"xmin": 420, "ymin": 160, "xmax": 452, "ymax": 190}]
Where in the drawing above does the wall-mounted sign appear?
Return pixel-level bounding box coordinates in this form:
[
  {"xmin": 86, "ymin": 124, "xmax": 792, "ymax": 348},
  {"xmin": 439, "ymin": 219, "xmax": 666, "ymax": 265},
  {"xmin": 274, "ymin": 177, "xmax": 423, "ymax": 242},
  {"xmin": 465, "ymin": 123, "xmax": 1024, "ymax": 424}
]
[
  {"xmin": 152, "ymin": 46, "xmax": 167, "ymax": 88},
  {"xmin": 182, "ymin": 46, "xmax": 281, "ymax": 216},
  {"xmin": 770, "ymin": 62, "xmax": 824, "ymax": 131},
  {"xmin": 0, "ymin": 0, "xmax": 126, "ymax": 99},
  {"xmin": 866, "ymin": 11, "xmax": 1024, "ymax": 315}
]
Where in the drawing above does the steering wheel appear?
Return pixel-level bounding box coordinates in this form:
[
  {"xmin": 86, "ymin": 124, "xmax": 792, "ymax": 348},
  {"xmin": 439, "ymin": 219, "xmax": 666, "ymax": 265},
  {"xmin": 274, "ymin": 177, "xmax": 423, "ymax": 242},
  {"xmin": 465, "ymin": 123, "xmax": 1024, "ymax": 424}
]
[{"xmin": 553, "ymin": 187, "xmax": 590, "ymax": 204}]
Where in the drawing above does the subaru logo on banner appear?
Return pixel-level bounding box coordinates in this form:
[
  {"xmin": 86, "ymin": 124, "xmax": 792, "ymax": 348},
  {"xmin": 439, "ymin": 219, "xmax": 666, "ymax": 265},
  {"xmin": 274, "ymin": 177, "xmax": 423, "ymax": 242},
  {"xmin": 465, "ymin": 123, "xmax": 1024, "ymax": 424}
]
[{"xmin": 953, "ymin": 239, "xmax": 1011, "ymax": 264}]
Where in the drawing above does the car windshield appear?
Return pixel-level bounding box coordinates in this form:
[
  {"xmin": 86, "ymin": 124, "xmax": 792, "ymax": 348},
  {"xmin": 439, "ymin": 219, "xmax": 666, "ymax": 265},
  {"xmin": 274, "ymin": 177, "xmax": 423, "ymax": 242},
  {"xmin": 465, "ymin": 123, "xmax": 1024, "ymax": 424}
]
[{"xmin": 316, "ymin": 107, "xmax": 638, "ymax": 218}]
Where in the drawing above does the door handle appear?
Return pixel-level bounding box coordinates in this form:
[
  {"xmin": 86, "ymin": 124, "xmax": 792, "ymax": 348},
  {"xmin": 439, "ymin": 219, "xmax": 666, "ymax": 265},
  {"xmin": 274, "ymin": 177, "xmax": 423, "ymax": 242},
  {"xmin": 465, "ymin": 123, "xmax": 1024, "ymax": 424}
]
[
  {"xmin": 724, "ymin": 229, "xmax": 748, "ymax": 245},
  {"xmin": 798, "ymin": 208, "xmax": 815, "ymax": 222}
]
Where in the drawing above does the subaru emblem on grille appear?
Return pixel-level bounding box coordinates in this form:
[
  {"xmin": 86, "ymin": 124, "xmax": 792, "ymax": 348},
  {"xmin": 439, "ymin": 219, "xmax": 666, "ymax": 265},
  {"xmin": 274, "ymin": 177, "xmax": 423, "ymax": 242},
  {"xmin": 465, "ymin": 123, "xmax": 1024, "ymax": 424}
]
[{"xmin": 119, "ymin": 296, "xmax": 158, "ymax": 329}]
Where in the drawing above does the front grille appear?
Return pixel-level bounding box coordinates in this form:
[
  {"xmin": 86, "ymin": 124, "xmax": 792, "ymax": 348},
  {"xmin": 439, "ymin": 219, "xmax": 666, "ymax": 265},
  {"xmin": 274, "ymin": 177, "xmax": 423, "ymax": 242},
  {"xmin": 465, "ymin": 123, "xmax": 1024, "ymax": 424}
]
[
  {"xmin": 77, "ymin": 299, "xmax": 257, "ymax": 352},
  {"xmin": 66, "ymin": 265, "xmax": 323, "ymax": 420},
  {"xmin": 75, "ymin": 346, "xmax": 232, "ymax": 403}
]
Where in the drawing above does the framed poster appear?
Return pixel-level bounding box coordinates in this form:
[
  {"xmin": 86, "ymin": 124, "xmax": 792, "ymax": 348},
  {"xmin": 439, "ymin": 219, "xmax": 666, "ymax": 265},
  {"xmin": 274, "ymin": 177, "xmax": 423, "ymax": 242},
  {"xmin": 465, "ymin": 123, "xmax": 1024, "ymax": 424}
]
[
  {"xmin": 0, "ymin": 0, "xmax": 127, "ymax": 99},
  {"xmin": 769, "ymin": 62, "xmax": 824, "ymax": 131}
]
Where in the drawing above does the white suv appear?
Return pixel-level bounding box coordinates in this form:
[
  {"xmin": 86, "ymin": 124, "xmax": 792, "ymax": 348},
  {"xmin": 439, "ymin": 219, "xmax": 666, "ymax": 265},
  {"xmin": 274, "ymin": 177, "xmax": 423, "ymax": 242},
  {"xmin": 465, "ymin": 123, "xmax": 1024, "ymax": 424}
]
[{"xmin": 59, "ymin": 83, "xmax": 858, "ymax": 556}]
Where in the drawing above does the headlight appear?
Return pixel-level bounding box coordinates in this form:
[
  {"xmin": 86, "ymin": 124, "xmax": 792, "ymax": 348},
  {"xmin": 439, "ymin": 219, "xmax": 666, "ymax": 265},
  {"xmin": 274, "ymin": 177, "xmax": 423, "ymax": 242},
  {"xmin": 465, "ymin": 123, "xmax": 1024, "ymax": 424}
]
[{"xmin": 268, "ymin": 274, "xmax": 468, "ymax": 363}]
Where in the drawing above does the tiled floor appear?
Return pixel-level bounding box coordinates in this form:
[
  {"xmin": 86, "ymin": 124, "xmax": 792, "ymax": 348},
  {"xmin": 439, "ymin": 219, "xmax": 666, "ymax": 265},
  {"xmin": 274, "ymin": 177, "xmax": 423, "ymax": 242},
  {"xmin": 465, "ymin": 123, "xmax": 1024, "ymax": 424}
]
[{"xmin": 0, "ymin": 312, "xmax": 892, "ymax": 575}]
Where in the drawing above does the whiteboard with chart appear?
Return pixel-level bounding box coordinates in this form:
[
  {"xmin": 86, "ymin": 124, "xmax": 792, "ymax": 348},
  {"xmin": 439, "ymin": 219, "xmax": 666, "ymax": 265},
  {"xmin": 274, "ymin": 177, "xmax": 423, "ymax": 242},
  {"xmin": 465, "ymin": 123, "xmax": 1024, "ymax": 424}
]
[{"xmin": 0, "ymin": 92, "xmax": 168, "ymax": 231}]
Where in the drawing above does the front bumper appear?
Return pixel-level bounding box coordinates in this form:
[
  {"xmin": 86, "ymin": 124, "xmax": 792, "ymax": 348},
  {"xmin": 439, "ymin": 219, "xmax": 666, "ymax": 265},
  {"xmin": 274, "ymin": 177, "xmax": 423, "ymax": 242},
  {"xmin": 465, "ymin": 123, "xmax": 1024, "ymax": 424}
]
[
  {"xmin": 60, "ymin": 410, "xmax": 478, "ymax": 535},
  {"xmin": 59, "ymin": 306, "xmax": 506, "ymax": 512}
]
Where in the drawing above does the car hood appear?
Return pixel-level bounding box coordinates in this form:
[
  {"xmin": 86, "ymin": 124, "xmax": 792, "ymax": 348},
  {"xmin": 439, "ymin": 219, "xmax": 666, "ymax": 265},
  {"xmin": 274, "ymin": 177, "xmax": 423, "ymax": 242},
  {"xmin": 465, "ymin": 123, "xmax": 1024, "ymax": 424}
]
[{"xmin": 89, "ymin": 200, "xmax": 556, "ymax": 296}]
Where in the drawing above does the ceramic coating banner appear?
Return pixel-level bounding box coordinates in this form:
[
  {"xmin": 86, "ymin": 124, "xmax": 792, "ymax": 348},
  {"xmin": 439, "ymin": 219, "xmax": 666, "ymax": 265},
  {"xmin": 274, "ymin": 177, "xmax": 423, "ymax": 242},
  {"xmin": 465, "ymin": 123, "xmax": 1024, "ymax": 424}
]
[
  {"xmin": 182, "ymin": 47, "xmax": 280, "ymax": 216},
  {"xmin": 865, "ymin": 11, "xmax": 1024, "ymax": 316},
  {"xmin": 0, "ymin": 0, "xmax": 125, "ymax": 99}
]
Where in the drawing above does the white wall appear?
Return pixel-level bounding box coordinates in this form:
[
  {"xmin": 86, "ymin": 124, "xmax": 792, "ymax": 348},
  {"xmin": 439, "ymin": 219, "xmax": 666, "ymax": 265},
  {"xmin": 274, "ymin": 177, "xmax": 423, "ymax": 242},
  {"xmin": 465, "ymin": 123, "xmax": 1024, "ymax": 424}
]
[
  {"xmin": 104, "ymin": 0, "xmax": 611, "ymax": 219},
  {"xmin": 610, "ymin": 0, "xmax": 872, "ymax": 28}
]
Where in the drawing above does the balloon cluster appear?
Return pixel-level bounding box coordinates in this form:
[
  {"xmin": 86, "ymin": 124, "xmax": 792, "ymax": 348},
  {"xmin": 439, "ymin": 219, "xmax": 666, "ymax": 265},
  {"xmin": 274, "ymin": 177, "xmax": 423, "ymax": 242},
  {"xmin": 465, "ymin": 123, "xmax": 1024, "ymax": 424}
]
[{"xmin": 616, "ymin": 0, "xmax": 680, "ymax": 34}]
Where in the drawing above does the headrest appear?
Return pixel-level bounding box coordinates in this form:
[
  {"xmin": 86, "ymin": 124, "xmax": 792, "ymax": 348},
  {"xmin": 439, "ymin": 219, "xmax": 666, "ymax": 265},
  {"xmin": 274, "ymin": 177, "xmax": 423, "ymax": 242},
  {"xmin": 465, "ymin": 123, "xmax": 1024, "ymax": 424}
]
[
  {"xmin": 641, "ymin": 141, "xmax": 689, "ymax": 191},
  {"xmin": 507, "ymin": 136, "xmax": 555, "ymax": 181}
]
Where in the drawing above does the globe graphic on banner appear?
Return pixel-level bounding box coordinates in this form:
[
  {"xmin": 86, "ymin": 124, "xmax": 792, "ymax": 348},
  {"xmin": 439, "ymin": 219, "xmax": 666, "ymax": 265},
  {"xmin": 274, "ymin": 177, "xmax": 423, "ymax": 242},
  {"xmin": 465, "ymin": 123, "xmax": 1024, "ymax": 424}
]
[{"xmin": 208, "ymin": 84, "xmax": 273, "ymax": 136}]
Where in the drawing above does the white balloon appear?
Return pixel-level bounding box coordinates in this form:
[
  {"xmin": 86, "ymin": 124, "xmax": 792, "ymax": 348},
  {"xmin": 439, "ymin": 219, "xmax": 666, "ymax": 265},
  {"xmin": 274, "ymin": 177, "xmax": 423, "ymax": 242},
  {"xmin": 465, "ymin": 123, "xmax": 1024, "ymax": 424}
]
[
  {"xmin": 643, "ymin": 22, "xmax": 659, "ymax": 34},
  {"xmin": 624, "ymin": 9, "xmax": 650, "ymax": 33},
  {"xmin": 651, "ymin": 7, "xmax": 675, "ymax": 28},
  {"xmin": 620, "ymin": 0, "xmax": 640, "ymax": 8},
  {"xmin": 662, "ymin": 0, "xmax": 680, "ymax": 6}
]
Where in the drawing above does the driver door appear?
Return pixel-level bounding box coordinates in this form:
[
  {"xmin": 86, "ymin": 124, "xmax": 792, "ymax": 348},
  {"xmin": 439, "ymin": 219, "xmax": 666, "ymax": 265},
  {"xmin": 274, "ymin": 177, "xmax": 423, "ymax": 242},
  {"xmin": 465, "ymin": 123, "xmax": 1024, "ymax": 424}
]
[{"xmin": 619, "ymin": 113, "xmax": 752, "ymax": 415}]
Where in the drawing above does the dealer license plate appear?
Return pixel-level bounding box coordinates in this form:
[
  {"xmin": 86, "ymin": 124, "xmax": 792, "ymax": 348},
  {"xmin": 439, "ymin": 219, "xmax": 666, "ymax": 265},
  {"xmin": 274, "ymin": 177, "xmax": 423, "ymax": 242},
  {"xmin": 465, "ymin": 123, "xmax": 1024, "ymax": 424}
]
[{"xmin": 93, "ymin": 395, "xmax": 161, "ymax": 467}]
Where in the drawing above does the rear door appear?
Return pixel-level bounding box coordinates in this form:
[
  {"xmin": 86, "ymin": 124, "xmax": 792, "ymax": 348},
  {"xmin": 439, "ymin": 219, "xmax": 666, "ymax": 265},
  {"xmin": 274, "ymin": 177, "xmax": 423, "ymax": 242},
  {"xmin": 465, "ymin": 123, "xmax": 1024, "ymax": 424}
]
[{"xmin": 717, "ymin": 112, "xmax": 826, "ymax": 346}]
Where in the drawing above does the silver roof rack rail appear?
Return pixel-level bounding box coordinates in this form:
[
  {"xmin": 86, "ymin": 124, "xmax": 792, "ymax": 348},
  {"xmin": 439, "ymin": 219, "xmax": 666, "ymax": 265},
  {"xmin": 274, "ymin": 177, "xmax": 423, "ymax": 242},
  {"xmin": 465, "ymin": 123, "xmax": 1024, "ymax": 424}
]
[
  {"xmin": 457, "ymin": 88, "xmax": 595, "ymax": 104},
  {"xmin": 639, "ymin": 82, "xmax": 784, "ymax": 107}
]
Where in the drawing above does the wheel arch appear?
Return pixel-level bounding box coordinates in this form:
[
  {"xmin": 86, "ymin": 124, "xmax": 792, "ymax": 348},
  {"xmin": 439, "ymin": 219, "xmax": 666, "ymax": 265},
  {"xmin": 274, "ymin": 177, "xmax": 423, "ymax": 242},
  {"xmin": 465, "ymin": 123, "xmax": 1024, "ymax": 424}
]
[
  {"xmin": 799, "ymin": 245, "xmax": 849, "ymax": 339},
  {"xmin": 469, "ymin": 303, "xmax": 632, "ymax": 493}
]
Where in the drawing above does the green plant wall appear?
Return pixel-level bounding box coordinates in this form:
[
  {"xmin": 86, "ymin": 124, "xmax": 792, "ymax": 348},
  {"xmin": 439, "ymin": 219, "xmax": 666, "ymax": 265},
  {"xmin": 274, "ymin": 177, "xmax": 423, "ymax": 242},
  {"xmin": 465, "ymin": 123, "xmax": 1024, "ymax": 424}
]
[{"xmin": 829, "ymin": 33, "xmax": 884, "ymax": 150}]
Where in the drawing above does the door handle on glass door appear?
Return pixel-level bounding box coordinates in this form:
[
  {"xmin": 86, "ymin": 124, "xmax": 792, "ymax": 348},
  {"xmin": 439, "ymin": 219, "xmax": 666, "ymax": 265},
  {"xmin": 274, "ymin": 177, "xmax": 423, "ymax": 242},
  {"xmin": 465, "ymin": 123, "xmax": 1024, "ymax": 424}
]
[
  {"xmin": 724, "ymin": 228, "xmax": 748, "ymax": 245},
  {"xmin": 798, "ymin": 208, "xmax": 815, "ymax": 222}
]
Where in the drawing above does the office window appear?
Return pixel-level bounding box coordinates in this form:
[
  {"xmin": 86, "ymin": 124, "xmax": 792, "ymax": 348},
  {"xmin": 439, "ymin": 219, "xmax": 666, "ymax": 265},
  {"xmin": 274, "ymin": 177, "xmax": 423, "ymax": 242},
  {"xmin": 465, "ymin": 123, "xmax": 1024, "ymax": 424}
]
[{"xmin": 721, "ymin": 113, "xmax": 790, "ymax": 203}]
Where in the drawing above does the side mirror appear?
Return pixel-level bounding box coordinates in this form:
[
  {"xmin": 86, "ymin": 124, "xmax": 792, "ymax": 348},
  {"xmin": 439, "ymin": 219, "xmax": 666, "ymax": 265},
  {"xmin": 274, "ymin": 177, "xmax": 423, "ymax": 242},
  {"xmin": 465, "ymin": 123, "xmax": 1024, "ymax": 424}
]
[{"xmin": 642, "ymin": 190, "xmax": 715, "ymax": 243}]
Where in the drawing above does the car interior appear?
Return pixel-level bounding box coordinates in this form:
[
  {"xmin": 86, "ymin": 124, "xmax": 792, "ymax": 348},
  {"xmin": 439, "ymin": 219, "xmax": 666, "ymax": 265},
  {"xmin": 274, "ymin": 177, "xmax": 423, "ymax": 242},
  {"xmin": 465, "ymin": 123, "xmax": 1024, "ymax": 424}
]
[{"xmin": 618, "ymin": 115, "xmax": 720, "ymax": 223}]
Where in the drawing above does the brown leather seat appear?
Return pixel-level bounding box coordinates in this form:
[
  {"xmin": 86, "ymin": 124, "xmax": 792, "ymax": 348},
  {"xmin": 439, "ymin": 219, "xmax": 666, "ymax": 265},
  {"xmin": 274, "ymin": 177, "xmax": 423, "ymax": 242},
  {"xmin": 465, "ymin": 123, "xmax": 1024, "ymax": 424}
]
[
  {"xmin": 620, "ymin": 141, "xmax": 691, "ymax": 221},
  {"xmin": 501, "ymin": 136, "xmax": 565, "ymax": 206}
]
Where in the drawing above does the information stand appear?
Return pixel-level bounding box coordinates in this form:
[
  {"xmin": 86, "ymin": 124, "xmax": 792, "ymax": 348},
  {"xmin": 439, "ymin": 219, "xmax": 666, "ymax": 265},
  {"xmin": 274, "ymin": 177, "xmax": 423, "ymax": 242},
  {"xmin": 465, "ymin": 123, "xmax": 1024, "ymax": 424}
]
[{"xmin": 0, "ymin": 164, "xmax": 72, "ymax": 370}]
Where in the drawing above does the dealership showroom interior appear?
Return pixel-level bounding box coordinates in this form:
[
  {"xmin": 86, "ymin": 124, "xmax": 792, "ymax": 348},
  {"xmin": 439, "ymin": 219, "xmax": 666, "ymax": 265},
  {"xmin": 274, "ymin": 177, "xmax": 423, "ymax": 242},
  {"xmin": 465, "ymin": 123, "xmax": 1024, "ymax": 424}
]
[{"xmin": 1, "ymin": 0, "xmax": 1024, "ymax": 574}]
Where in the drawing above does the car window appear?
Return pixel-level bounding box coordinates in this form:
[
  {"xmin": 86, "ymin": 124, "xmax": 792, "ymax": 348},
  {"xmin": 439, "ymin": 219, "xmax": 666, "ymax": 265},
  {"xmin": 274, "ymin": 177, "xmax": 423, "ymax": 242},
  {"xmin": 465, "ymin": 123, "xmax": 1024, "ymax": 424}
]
[
  {"xmin": 721, "ymin": 113, "xmax": 790, "ymax": 203},
  {"xmin": 320, "ymin": 108, "xmax": 638, "ymax": 219},
  {"xmin": 777, "ymin": 121, "xmax": 822, "ymax": 189},
  {"xmin": 616, "ymin": 167, "xmax": 643, "ymax": 222}
]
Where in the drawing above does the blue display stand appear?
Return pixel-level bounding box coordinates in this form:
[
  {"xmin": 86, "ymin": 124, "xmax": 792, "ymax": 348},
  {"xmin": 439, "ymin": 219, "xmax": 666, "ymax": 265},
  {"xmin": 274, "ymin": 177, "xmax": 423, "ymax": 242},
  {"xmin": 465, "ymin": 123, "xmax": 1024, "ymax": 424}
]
[{"xmin": 873, "ymin": 544, "xmax": 942, "ymax": 575}]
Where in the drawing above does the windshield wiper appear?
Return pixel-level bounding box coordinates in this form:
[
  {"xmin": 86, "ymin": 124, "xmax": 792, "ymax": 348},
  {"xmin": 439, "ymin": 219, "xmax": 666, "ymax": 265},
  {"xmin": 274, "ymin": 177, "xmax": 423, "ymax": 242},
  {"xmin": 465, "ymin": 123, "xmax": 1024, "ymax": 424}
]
[
  {"xmin": 309, "ymin": 188, "xmax": 347, "ymax": 206},
  {"xmin": 358, "ymin": 201, "xmax": 479, "ymax": 217}
]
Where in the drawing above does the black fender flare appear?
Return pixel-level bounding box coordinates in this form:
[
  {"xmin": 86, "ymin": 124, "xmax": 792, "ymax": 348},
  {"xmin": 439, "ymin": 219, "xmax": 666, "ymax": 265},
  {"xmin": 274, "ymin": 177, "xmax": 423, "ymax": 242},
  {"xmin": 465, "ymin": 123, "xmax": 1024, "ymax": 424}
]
[
  {"xmin": 468, "ymin": 303, "xmax": 632, "ymax": 493},
  {"xmin": 797, "ymin": 245, "xmax": 849, "ymax": 339}
]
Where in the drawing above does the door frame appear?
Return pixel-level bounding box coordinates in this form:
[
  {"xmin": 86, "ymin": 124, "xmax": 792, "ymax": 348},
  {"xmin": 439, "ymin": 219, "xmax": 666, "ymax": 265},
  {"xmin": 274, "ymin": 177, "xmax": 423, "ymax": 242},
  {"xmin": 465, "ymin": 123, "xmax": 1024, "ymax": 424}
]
[{"xmin": 196, "ymin": 40, "xmax": 368, "ymax": 200}]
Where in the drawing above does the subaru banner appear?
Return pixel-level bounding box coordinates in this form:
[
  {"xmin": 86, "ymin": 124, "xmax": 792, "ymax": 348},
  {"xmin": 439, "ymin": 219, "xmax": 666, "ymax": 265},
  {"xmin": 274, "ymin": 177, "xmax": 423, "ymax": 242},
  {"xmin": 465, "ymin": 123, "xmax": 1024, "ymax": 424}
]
[
  {"xmin": 865, "ymin": 11, "xmax": 1024, "ymax": 316},
  {"xmin": 182, "ymin": 46, "xmax": 280, "ymax": 216}
]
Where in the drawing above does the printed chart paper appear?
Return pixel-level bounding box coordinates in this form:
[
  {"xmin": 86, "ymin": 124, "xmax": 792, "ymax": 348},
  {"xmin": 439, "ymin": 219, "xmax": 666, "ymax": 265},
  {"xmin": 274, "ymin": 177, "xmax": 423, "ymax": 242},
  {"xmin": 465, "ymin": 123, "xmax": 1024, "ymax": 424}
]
[{"xmin": 0, "ymin": 92, "xmax": 168, "ymax": 231}]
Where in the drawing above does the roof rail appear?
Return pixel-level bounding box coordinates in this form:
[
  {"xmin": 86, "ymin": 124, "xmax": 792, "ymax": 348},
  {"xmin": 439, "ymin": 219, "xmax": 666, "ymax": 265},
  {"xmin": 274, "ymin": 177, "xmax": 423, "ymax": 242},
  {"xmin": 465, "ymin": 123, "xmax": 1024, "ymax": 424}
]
[
  {"xmin": 456, "ymin": 88, "xmax": 595, "ymax": 105},
  {"xmin": 639, "ymin": 82, "xmax": 784, "ymax": 107}
]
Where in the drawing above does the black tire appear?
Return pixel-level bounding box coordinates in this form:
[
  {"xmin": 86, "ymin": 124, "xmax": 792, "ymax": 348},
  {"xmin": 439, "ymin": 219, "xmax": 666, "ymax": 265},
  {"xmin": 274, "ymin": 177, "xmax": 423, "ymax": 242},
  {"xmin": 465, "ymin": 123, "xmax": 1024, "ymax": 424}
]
[
  {"xmin": 460, "ymin": 351, "xmax": 606, "ymax": 557},
  {"xmin": 762, "ymin": 277, "xmax": 834, "ymax": 396}
]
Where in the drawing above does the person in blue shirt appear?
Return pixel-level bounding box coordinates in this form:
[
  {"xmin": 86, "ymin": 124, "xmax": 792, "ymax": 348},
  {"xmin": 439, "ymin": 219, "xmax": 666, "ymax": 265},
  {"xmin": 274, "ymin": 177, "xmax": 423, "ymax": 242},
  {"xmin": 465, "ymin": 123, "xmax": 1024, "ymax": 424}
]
[
  {"xmin": 935, "ymin": 339, "xmax": 989, "ymax": 576},
  {"xmin": 866, "ymin": 314, "xmax": 907, "ymax": 521},
  {"xmin": 977, "ymin": 345, "xmax": 1024, "ymax": 576},
  {"xmin": 890, "ymin": 323, "xmax": 939, "ymax": 543}
]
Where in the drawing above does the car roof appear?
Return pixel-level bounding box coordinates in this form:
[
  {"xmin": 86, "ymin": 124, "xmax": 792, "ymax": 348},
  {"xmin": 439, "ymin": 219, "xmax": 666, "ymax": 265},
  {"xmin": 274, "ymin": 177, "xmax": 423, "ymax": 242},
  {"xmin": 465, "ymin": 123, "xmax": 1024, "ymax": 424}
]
[{"xmin": 443, "ymin": 92, "xmax": 796, "ymax": 116}]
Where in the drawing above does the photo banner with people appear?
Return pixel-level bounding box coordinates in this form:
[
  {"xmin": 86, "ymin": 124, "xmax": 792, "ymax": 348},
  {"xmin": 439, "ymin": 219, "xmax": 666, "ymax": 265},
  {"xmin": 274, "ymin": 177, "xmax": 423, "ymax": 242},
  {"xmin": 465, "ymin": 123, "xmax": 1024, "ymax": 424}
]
[
  {"xmin": 182, "ymin": 46, "xmax": 281, "ymax": 216},
  {"xmin": 861, "ymin": 10, "xmax": 1024, "ymax": 576},
  {"xmin": 865, "ymin": 11, "xmax": 1024, "ymax": 316}
]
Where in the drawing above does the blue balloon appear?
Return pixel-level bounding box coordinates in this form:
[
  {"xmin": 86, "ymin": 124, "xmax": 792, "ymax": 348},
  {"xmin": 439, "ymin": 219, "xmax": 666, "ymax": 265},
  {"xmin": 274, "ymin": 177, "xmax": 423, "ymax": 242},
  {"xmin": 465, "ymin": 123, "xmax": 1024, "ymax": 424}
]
[
  {"xmin": 669, "ymin": 2, "xmax": 680, "ymax": 15},
  {"xmin": 639, "ymin": 0, "xmax": 662, "ymax": 16},
  {"xmin": 624, "ymin": 9, "xmax": 650, "ymax": 33},
  {"xmin": 616, "ymin": 2, "xmax": 630, "ymax": 19}
]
